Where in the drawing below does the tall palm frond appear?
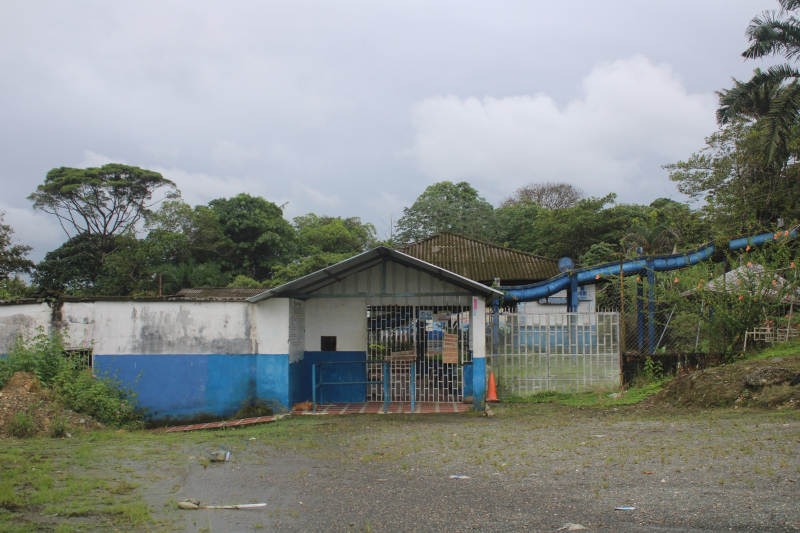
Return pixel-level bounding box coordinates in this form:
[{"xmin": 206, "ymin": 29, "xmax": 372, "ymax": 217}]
[
  {"xmin": 717, "ymin": 68, "xmax": 786, "ymax": 123},
  {"xmin": 622, "ymin": 225, "xmax": 677, "ymax": 255},
  {"xmin": 720, "ymin": 2, "xmax": 800, "ymax": 163}
]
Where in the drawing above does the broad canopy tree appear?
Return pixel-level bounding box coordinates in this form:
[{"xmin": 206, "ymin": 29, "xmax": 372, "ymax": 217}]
[
  {"xmin": 29, "ymin": 164, "xmax": 178, "ymax": 266},
  {"xmin": 209, "ymin": 193, "xmax": 298, "ymax": 281},
  {"xmin": 395, "ymin": 181, "xmax": 500, "ymax": 243}
]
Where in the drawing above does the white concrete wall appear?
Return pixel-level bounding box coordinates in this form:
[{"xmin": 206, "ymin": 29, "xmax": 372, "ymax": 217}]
[
  {"xmin": 1, "ymin": 299, "xmax": 292, "ymax": 356},
  {"xmin": 519, "ymin": 285, "xmax": 596, "ymax": 314},
  {"xmin": 254, "ymin": 298, "xmax": 291, "ymax": 355},
  {"xmin": 0, "ymin": 303, "xmax": 53, "ymax": 353},
  {"xmin": 304, "ymin": 298, "xmax": 366, "ymax": 351}
]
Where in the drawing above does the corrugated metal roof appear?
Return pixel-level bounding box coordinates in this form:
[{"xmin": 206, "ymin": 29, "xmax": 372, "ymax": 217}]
[
  {"xmin": 247, "ymin": 246, "xmax": 503, "ymax": 302},
  {"xmin": 176, "ymin": 287, "xmax": 266, "ymax": 300},
  {"xmin": 396, "ymin": 233, "xmax": 559, "ymax": 283}
]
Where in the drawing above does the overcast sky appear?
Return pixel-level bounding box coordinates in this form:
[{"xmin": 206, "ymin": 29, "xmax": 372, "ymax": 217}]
[{"xmin": 0, "ymin": 1, "xmax": 783, "ymax": 261}]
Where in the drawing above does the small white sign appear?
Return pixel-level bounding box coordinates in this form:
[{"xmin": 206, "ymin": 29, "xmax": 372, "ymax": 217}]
[{"xmin": 419, "ymin": 310, "xmax": 433, "ymax": 321}]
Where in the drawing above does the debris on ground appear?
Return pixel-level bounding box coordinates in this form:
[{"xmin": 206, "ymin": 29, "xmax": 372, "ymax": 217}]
[
  {"xmin": 210, "ymin": 450, "xmax": 230, "ymax": 462},
  {"xmin": 0, "ymin": 372, "xmax": 103, "ymax": 438},
  {"xmin": 177, "ymin": 499, "xmax": 266, "ymax": 510},
  {"xmin": 556, "ymin": 523, "xmax": 587, "ymax": 531},
  {"xmin": 292, "ymin": 401, "xmax": 313, "ymax": 411},
  {"xmin": 614, "ymin": 507, "xmax": 636, "ymax": 511},
  {"xmin": 449, "ymin": 475, "xmax": 470, "ymax": 479}
]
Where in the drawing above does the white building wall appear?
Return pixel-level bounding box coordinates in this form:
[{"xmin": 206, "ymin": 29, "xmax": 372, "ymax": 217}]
[
  {"xmin": 1, "ymin": 299, "xmax": 292, "ymax": 356},
  {"xmin": 304, "ymin": 299, "xmax": 366, "ymax": 351},
  {"xmin": 518, "ymin": 285, "xmax": 596, "ymax": 314},
  {"xmin": 254, "ymin": 298, "xmax": 291, "ymax": 355},
  {"xmin": 0, "ymin": 303, "xmax": 53, "ymax": 353}
]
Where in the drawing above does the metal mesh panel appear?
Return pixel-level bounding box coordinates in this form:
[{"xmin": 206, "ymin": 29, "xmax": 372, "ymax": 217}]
[
  {"xmin": 367, "ymin": 304, "xmax": 469, "ymax": 402},
  {"xmin": 486, "ymin": 312, "xmax": 620, "ymax": 396}
]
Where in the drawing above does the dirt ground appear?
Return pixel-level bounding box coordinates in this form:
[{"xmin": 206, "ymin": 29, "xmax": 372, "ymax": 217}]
[
  {"xmin": 3, "ymin": 356, "xmax": 800, "ymax": 532},
  {"xmin": 0, "ymin": 372, "xmax": 102, "ymax": 437},
  {"xmin": 115, "ymin": 403, "xmax": 797, "ymax": 533}
]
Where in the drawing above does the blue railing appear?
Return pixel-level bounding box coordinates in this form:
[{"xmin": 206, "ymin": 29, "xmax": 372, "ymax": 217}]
[{"xmin": 311, "ymin": 360, "xmax": 417, "ymax": 414}]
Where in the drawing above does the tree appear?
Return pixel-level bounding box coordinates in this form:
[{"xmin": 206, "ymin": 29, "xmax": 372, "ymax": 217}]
[
  {"xmin": 28, "ymin": 164, "xmax": 178, "ymax": 273},
  {"xmin": 665, "ymin": 121, "xmax": 800, "ymax": 234},
  {"xmin": 208, "ymin": 193, "xmax": 298, "ymax": 281},
  {"xmin": 395, "ymin": 181, "xmax": 500, "ymax": 243},
  {"xmin": 717, "ymin": 0, "xmax": 800, "ymax": 161},
  {"xmin": 0, "ymin": 212, "xmax": 33, "ymax": 279},
  {"xmin": 499, "ymin": 182, "xmax": 584, "ymax": 210},
  {"xmin": 32, "ymin": 233, "xmax": 148, "ymax": 295},
  {"xmin": 144, "ymin": 200, "xmax": 231, "ymax": 266},
  {"xmin": 500, "ymin": 194, "xmax": 647, "ymax": 260},
  {"xmin": 622, "ymin": 224, "xmax": 677, "ymax": 255},
  {"xmin": 294, "ymin": 214, "xmax": 377, "ymax": 256}
]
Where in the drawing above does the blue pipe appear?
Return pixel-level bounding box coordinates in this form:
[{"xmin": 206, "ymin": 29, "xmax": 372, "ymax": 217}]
[{"xmin": 500, "ymin": 229, "xmax": 797, "ymax": 303}]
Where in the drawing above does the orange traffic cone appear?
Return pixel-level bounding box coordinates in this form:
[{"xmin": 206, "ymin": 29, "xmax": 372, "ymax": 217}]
[{"xmin": 486, "ymin": 372, "xmax": 501, "ymax": 403}]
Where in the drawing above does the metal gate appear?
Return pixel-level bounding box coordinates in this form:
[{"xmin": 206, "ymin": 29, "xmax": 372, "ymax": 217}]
[
  {"xmin": 367, "ymin": 304, "xmax": 470, "ymax": 402},
  {"xmin": 486, "ymin": 312, "xmax": 620, "ymax": 396}
]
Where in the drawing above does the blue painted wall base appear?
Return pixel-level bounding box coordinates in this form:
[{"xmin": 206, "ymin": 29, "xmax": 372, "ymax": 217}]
[
  {"xmin": 472, "ymin": 357, "xmax": 486, "ymax": 411},
  {"xmin": 94, "ymin": 353, "xmax": 289, "ymax": 423}
]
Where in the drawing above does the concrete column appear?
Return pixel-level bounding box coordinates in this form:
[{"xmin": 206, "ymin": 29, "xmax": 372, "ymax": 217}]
[{"xmin": 471, "ymin": 296, "xmax": 486, "ymax": 411}]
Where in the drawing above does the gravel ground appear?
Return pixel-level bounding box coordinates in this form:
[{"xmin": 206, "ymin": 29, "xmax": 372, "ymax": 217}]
[{"xmin": 144, "ymin": 404, "xmax": 800, "ymax": 533}]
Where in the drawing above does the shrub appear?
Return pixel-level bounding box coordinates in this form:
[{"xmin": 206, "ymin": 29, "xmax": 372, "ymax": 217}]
[
  {"xmin": 48, "ymin": 415, "xmax": 67, "ymax": 438},
  {"xmin": 51, "ymin": 369, "xmax": 144, "ymax": 430},
  {"xmin": 0, "ymin": 327, "xmax": 73, "ymax": 387},
  {"xmin": 8, "ymin": 411, "xmax": 35, "ymax": 438},
  {"xmin": 2, "ymin": 328, "xmax": 145, "ymax": 430}
]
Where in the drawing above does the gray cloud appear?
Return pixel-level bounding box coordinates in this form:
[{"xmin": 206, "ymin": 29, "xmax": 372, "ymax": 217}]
[{"xmin": 0, "ymin": 1, "xmax": 781, "ymax": 261}]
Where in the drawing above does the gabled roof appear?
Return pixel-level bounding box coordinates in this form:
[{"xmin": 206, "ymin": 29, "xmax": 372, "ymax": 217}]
[
  {"xmin": 246, "ymin": 246, "xmax": 503, "ymax": 302},
  {"xmin": 396, "ymin": 233, "xmax": 559, "ymax": 283}
]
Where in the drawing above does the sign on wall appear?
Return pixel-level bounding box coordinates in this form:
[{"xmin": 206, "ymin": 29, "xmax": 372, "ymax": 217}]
[{"xmin": 442, "ymin": 333, "xmax": 458, "ymax": 364}]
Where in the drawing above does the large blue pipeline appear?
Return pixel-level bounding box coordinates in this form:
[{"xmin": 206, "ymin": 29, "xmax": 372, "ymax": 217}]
[
  {"xmin": 494, "ymin": 228, "xmax": 796, "ymax": 355},
  {"xmin": 498, "ymin": 229, "xmax": 798, "ymax": 304}
]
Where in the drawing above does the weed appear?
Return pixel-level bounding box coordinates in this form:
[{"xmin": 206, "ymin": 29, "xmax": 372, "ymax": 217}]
[
  {"xmin": 8, "ymin": 410, "xmax": 35, "ymax": 438},
  {"xmin": 48, "ymin": 415, "xmax": 67, "ymax": 438}
]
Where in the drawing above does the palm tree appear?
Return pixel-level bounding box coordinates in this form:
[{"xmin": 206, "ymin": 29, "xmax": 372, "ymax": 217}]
[
  {"xmin": 718, "ymin": 0, "xmax": 800, "ymax": 162},
  {"xmin": 622, "ymin": 225, "xmax": 677, "ymax": 256}
]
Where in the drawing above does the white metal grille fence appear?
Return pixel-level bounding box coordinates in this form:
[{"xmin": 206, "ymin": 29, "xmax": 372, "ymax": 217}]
[
  {"xmin": 367, "ymin": 304, "xmax": 469, "ymax": 402},
  {"xmin": 486, "ymin": 312, "xmax": 620, "ymax": 396}
]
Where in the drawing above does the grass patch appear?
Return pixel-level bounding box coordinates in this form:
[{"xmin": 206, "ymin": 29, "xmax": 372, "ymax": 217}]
[{"xmin": 504, "ymin": 381, "xmax": 665, "ymax": 408}]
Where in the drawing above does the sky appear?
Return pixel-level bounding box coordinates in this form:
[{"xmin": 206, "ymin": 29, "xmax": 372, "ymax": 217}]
[{"xmin": 0, "ymin": 1, "xmax": 785, "ymax": 261}]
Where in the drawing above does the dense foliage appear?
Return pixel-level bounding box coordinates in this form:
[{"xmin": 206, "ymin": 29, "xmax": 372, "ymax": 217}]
[{"xmin": 0, "ymin": 328, "xmax": 143, "ymax": 429}]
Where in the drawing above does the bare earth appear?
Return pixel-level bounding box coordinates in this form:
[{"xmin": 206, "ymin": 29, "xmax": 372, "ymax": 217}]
[{"xmin": 138, "ymin": 404, "xmax": 800, "ymax": 533}]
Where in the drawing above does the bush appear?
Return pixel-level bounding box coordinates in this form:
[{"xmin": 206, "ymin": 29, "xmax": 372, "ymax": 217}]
[
  {"xmin": 8, "ymin": 411, "xmax": 35, "ymax": 438},
  {"xmin": 0, "ymin": 327, "xmax": 73, "ymax": 387},
  {"xmin": 2, "ymin": 328, "xmax": 145, "ymax": 430},
  {"xmin": 51, "ymin": 369, "xmax": 144, "ymax": 430},
  {"xmin": 48, "ymin": 415, "xmax": 67, "ymax": 438}
]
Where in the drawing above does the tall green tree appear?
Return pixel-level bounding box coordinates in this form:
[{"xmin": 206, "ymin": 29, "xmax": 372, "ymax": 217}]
[
  {"xmin": 622, "ymin": 224, "xmax": 677, "ymax": 255},
  {"xmin": 269, "ymin": 214, "xmax": 378, "ymax": 286},
  {"xmin": 294, "ymin": 214, "xmax": 377, "ymax": 256},
  {"xmin": 718, "ymin": 0, "xmax": 800, "ymax": 161},
  {"xmin": 208, "ymin": 193, "xmax": 297, "ymax": 281},
  {"xmin": 499, "ymin": 182, "xmax": 584, "ymax": 210},
  {"xmin": 144, "ymin": 200, "xmax": 231, "ymax": 267},
  {"xmin": 32, "ymin": 233, "xmax": 148, "ymax": 295},
  {"xmin": 28, "ymin": 164, "xmax": 178, "ymax": 275},
  {"xmin": 395, "ymin": 181, "xmax": 500, "ymax": 243},
  {"xmin": 665, "ymin": 121, "xmax": 800, "ymax": 234}
]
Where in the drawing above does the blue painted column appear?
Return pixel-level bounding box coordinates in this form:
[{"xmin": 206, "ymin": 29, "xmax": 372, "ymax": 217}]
[
  {"xmin": 647, "ymin": 259, "xmax": 655, "ymax": 354},
  {"xmin": 637, "ymin": 279, "xmax": 644, "ymax": 351},
  {"xmin": 471, "ymin": 296, "xmax": 486, "ymax": 411},
  {"xmin": 567, "ymin": 275, "xmax": 579, "ymax": 313}
]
